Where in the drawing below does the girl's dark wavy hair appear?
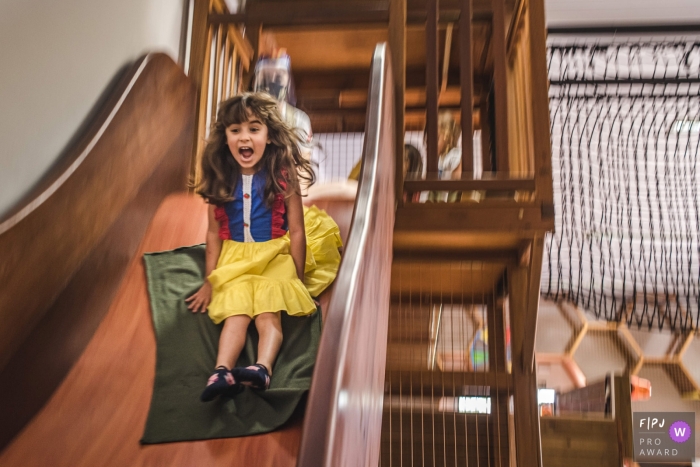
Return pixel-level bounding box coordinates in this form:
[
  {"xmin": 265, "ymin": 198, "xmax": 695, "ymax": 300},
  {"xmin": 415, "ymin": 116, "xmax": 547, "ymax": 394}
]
[{"xmin": 194, "ymin": 92, "xmax": 315, "ymax": 206}]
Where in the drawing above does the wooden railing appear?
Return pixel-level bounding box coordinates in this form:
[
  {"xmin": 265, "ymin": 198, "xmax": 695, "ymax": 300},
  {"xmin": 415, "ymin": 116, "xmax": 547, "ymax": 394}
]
[
  {"xmin": 188, "ymin": 0, "xmax": 253, "ymax": 183},
  {"xmin": 396, "ymin": 0, "xmax": 554, "ymax": 226},
  {"xmin": 297, "ymin": 43, "xmax": 395, "ymax": 467}
]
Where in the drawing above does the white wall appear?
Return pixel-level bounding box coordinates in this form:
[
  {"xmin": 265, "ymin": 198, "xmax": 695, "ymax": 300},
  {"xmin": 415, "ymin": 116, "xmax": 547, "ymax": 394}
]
[{"xmin": 0, "ymin": 0, "xmax": 185, "ymax": 216}]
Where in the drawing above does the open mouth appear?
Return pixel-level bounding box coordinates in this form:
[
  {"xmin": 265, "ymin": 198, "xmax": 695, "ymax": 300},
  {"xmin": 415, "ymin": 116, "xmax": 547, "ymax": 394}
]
[{"xmin": 238, "ymin": 147, "xmax": 254, "ymax": 161}]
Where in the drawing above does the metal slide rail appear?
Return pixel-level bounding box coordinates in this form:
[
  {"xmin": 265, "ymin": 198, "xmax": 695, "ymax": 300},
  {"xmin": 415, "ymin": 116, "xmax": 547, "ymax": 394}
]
[{"xmin": 298, "ymin": 43, "xmax": 396, "ymax": 467}]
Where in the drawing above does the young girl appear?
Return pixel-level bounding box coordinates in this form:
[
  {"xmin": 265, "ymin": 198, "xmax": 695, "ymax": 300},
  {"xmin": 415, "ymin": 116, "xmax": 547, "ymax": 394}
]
[
  {"xmin": 185, "ymin": 93, "xmax": 342, "ymax": 402},
  {"xmin": 428, "ymin": 110, "xmax": 462, "ymax": 202}
]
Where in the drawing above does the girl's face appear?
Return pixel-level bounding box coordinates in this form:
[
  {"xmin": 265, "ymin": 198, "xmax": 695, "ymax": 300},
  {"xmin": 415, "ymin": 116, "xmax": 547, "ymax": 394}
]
[{"xmin": 226, "ymin": 115, "xmax": 270, "ymax": 174}]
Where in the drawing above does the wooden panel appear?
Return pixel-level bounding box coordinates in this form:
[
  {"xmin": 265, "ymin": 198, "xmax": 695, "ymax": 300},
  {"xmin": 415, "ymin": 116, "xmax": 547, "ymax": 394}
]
[
  {"xmin": 540, "ymin": 418, "xmax": 620, "ymax": 467},
  {"xmin": 391, "ymin": 260, "xmax": 505, "ymax": 300},
  {"xmin": 0, "ymin": 54, "xmax": 195, "ymax": 374}
]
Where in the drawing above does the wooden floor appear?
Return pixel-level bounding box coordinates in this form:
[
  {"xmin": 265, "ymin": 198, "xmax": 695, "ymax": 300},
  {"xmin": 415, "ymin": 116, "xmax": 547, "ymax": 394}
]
[{"xmin": 0, "ymin": 194, "xmax": 305, "ymax": 467}]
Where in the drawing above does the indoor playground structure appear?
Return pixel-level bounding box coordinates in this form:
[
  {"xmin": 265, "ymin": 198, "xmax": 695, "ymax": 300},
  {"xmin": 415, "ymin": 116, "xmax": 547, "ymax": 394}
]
[{"xmin": 1, "ymin": 1, "xmax": 699, "ymax": 466}]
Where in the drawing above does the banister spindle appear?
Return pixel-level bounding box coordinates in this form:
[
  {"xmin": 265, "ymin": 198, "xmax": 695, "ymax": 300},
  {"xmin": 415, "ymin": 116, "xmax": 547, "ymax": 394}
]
[
  {"xmin": 459, "ymin": 0, "xmax": 474, "ymax": 174},
  {"xmin": 491, "ymin": 0, "xmax": 510, "ymax": 172},
  {"xmin": 426, "ymin": 0, "xmax": 440, "ymax": 174}
]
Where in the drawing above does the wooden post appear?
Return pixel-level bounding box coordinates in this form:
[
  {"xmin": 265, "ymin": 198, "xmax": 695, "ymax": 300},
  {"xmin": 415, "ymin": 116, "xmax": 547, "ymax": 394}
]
[
  {"xmin": 527, "ymin": 0, "xmax": 555, "ymax": 218},
  {"xmin": 425, "ymin": 0, "xmax": 439, "ymax": 174},
  {"xmin": 522, "ymin": 234, "xmax": 544, "ymax": 371},
  {"xmin": 188, "ymin": 0, "xmax": 211, "ymax": 182},
  {"xmin": 613, "ymin": 374, "xmax": 634, "ymax": 461},
  {"xmin": 211, "ymin": 24, "xmax": 224, "ymax": 122},
  {"xmin": 241, "ymin": 23, "xmax": 262, "ymax": 92},
  {"xmin": 480, "ymin": 91, "xmax": 493, "ymax": 172},
  {"xmin": 459, "ymin": 0, "xmax": 474, "ymax": 173},
  {"xmin": 487, "ymin": 296, "xmax": 511, "ymax": 467},
  {"xmin": 508, "ymin": 265, "xmax": 543, "ymax": 467},
  {"xmin": 390, "ymin": 0, "xmax": 406, "ymax": 205},
  {"xmin": 491, "ymin": 0, "xmax": 509, "ymax": 173}
]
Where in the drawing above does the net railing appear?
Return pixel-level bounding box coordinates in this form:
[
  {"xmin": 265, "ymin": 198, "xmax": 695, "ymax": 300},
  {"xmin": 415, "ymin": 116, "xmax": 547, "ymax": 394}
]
[{"xmin": 543, "ymin": 37, "xmax": 700, "ymax": 332}]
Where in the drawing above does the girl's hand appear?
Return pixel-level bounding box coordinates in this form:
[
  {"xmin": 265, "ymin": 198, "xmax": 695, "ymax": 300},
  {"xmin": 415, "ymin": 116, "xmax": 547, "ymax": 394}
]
[{"xmin": 185, "ymin": 281, "xmax": 212, "ymax": 313}]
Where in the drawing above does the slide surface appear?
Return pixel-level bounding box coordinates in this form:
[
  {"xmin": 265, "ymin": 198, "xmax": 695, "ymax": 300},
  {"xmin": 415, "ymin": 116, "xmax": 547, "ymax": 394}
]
[{"xmin": 0, "ymin": 194, "xmax": 311, "ymax": 467}]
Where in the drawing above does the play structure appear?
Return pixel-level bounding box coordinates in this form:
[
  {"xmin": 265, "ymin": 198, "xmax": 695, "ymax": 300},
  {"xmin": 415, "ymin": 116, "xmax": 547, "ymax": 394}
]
[{"xmin": 5, "ymin": 1, "xmax": 693, "ymax": 467}]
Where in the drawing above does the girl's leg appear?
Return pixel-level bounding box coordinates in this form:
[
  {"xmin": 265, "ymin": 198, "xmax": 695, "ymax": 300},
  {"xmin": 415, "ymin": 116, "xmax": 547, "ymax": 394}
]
[
  {"xmin": 201, "ymin": 314, "xmax": 251, "ymax": 401},
  {"xmin": 216, "ymin": 314, "xmax": 252, "ymax": 369},
  {"xmin": 255, "ymin": 311, "xmax": 283, "ymax": 373},
  {"xmin": 232, "ymin": 311, "xmax": 282, "ymax": 389}
]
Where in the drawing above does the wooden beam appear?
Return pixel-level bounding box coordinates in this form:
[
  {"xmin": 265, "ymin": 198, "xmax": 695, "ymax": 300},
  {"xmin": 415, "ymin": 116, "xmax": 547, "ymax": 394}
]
[
  {"xmin": 403, "ymin": 174, "xmax": 535, "ymax": 191},
  {"xmin": 395, "ymin": 202, "xmax": 552, "ymax": 233},
  {"xmin": 393, "ymin": 248, "xmax": 520, "ymax": 263},
  {"xmin": 209, "ymin": 0, "xmax": 504, "ymax": 27},
  {"xmin": 300, "ymin": 85, "xmax": 479, "ymax": 110}
]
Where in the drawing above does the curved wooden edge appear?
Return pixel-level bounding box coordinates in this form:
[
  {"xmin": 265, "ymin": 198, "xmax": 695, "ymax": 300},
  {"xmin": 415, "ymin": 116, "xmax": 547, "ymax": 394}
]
[
  {"xmin": 0, "ymin": 53, "xmax": 195, "ymax": 449},
  {"xmin": 297, "ymin": 43, "xmax": 396, "ymax": 467}
]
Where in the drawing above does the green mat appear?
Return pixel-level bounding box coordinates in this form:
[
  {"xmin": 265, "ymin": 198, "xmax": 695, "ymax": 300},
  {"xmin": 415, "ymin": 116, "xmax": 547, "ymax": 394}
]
[{"xmin": 141, "ymin": 244, "xmax": 321, "ymax": 444}]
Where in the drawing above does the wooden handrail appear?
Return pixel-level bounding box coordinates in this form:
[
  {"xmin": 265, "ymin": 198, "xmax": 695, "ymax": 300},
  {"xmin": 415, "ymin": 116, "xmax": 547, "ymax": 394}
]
[{"xmin": 297, "ymin": 43, "xmax": 395, "ymax": 467}]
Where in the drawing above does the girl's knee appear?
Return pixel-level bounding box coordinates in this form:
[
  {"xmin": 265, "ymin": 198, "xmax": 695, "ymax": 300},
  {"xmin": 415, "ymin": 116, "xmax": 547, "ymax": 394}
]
[{"xmin": 255, "ymin": 311, "xmax": 282, "ymax": 330}]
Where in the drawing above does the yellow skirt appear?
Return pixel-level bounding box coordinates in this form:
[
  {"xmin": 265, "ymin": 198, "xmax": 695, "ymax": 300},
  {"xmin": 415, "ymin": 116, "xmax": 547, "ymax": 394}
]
[{"xmin": 207, "ymin": 206, "xmax": 343, "ymax": 324}]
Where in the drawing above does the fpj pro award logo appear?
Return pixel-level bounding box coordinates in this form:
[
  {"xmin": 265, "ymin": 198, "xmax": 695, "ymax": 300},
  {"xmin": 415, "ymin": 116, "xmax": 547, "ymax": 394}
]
[{"xmin": 633, "ymin": 412, "xmax": 695, "ymax": 463}]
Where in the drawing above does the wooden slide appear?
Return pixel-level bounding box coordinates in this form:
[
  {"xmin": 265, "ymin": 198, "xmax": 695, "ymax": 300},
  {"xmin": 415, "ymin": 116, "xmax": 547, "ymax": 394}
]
[
  {"xmin": 0, "ymin": 52, "xmax": 358, "ymax": 466},
  {"xmin": 0, "ymin": 191, "xmax": 356, "ymax": 467}
]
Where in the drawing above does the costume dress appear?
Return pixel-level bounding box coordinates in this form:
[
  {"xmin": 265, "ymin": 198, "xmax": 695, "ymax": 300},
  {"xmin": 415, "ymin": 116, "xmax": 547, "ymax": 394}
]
[{"xmin": 207, "ymin": 171, "xmax": 342, "ymax": 324}]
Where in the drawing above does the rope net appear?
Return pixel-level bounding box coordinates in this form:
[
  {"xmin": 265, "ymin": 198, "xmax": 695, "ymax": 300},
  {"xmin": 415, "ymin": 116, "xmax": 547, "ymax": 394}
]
[{"xmin": 543, "ymin": 37, "xmax": 700, "ymax": 332}]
